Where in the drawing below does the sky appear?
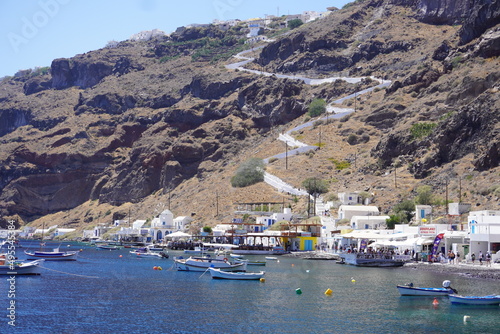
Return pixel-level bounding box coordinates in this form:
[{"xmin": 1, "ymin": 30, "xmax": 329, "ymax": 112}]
[{"xmin": 0, "ymin": 0, "xmax": 351, "ymax": 78}]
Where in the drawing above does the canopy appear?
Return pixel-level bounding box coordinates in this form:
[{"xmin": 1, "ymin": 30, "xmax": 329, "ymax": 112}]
[{"xmin": 165, "ymin": 231, "xmax": 192, "ymax": 239}]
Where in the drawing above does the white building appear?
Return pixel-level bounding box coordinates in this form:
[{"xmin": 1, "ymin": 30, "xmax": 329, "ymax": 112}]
[
  {"xmin": 338, "ymin": 205, "xmax": 379, "ymax": 220},
  {"xmin": 468, "ymin": 210, "xmax": 500, "ymax": 261},
  {"xmin": 350, "ymin": 215, "xmax": 389, "ymax": 230},
  {"xmin": 129, "ymin": 29, "xmax": 166, "ymax": 41},
  {"xmin": 54, "ymin": 228, "xmax": 76, "ymax": 237},
  {"xmin": 415, "ymin": 205, "xmax": 432, "ymax": 223},
  {"xmin": 449, "ymin": 203, "xmax": 471, "ymax": 215},
  {"xmin": 338, "ymin": 192, "xmax": 361, "ymax": 205}
]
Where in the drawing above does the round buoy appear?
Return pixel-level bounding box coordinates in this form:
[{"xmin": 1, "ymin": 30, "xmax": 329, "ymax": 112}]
[
  {"xmin": 325, "ymin": 288, "xmax": 333, "ymax": 296},
  {"xmin": 291, "ymin": 264, "xmax": 295, "ymax": 267},
  {"xmin": 433, "ymin": 298, "xmax": 439, "ymax": 306},
  {"xmin": 80, "ymin": 249, "xmax": 83, "ymax": 252},
  {"xmin": 157, "ymin": 266, "xmax": 162, "ymax": 271},
  {"xmin": 351, "ymin": 277, "xmax": 356, "ymax": 283},
  {"xmin": 277, "ymin": 260, "xmax": 280, "ymax": 263},
  {"xmin": 119, "ymin": 255, "xmax": 123, "ymax": 258},
  {"xmin": 67, "ymin": 245, "xmax": 71, "ymax": 247},
  {"xmin": 463, "ymin": 315, "xmax": 470, "ymax": 323},
  {"xmin": 260, "ymin": 278, "xmax": 265, "ymax": 283},
  {"xmin": 295, "ymin": 288, "xmax": 302, "ymax": 295},
  {"xmin": 306, "ymin": 270, "xmax": 310, "ymax": 273},
  {"xmin": 153, "ymin": 266, "xmax": 158, "ymax": 270}
]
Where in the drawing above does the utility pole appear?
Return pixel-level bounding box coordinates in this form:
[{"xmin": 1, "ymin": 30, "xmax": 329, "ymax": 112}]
[
  {"xmin": 216, "ymin": 191, "xmax": 219, "ymax": 217},
  {"xmin": 445, "ymin": 179, "xmax": 449, "ymax": 215},
  {"xmin": 318, "ymin": 129, "xmax": 321, "ymax": 149},
  {"xmin": 458, "ymin": 177, "xmax": 462, "ymax": 203},
  {"xmin": 394, "ymin": 165, "xmax": 397, "ymax": 189},
  {"xmin": 354, "ymin": 92, "xmax": 357, "ymax": 112}
]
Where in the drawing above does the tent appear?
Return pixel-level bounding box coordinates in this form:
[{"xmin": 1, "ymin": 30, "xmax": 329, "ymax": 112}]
[{"xmin": 165, "ymin": 231, "xmax": 192, "ymax": 239}]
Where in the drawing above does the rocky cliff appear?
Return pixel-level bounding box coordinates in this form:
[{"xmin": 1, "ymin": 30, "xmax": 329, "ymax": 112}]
[{"xmin": 0, "ymin": 0, "xmax": 499, "ymax": 228}]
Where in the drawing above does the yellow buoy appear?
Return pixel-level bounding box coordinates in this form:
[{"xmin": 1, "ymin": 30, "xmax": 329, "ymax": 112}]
[
  {"xmin": 260, "ymin": 278, "xmax": 265, "ymax": 283},
  {"xmin": 158, "ymin": 266, "xmax": 162, "ymax": 271},
  {"xmin": 351, "ymin": 277, "xmax": 356, "ymax": 283},
  {"xmin": 325, "ymin": 288, "xmax": 333, "ymax": 295}
]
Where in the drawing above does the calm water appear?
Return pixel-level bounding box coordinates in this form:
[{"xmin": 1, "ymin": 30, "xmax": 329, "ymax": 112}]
[{"xmin": 2, "ymin": 241, "xmax": 499, "ymax": 333}]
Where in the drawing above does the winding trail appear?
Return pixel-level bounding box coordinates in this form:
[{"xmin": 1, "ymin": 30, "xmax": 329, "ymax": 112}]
[{"xmin": 225, "ymin": 45, "xmax": 391, "ymax": 197}]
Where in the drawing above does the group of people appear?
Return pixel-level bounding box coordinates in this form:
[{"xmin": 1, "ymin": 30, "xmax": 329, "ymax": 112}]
[{"xmin": 470, "ymin": 251, "xmax": 492, "ymax": 266}]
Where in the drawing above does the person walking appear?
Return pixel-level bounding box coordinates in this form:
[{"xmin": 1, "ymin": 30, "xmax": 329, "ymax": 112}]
[
  {"xmin": 479, "ymin": 251, "xmax": 483, "ymax": 265},
  {"xmin": 486, "ymin": 252, "xmax": 492, "ymax": 267},
  {"xmin": 471, "ymin": 253, "xmax": 476, "ymax": 265}
]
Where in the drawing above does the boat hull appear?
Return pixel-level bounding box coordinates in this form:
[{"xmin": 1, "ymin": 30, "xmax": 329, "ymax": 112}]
[
  {"xmin": 209, "ymin": 268, "xmax": 264, "ymax": 280},
  {"xmin": 0, "ymin": 260, "xmax": 44, "ymax": 275},
  {"xmin": 449, "ymin": 295, "xmax": 500, "ymax": 305},
  {"xmin": 24, "ymin": 250, "xmax": 78, "ymax": 261},
  {"xmin": 397, "ymin": 286, "xmax": 455, "ymax": 296},
  {"xmin": 174, "ymin": 257, "xmax": 247, "ymax": 272}
]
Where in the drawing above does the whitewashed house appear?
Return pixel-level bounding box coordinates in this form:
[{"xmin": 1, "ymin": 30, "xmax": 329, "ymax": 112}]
[
  {"xmin": 415, "ymin": 205, "xmax": 432, "ymax": 223},
  {"xmin": 149, "ymin": 210, "xmax": 192, "ymax": 241},
  {"xmin": 468, "ymin": 210, "xmax": 500, "ymax": 262},
  {"xmin": 350, "ymin": 215, "xmax": 390, "ymax": 230},
  {"xmin": 338, "ymin": 192, "xmax": 361, "ymax": 205},
  {"xmin": 338, "ymin": 205, "xmax": 379, "ymax": 220}
]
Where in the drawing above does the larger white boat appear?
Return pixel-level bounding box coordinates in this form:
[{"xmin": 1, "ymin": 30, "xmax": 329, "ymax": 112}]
[
  {"xmin": 340, "ymin": 252, "xmax": 407, "ymax": 267},
  {"xmin": 173, "ymin": 256, "xmax": 247, "ymax": 272},
  {"xmin": 24, "ymin": 248, "xmax": 79, "ymax": 261}
]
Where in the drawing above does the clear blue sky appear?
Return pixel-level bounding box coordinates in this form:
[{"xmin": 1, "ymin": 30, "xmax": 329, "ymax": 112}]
[{"xmin": 0, "ymin": 0, "xmax": 351, "ymax": 77}]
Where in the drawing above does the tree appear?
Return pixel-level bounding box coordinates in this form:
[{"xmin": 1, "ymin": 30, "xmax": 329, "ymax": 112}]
[
  {"xmin": 302, "ymin": 177, "xmax": 329, "ymax": 216},
  {"xmin": 308, "ymin": 98, "xmax": 326, "ymax": 117},
  {"xmin": 287, "ymin": 19, "xmax": 303, "ymax": 29},
  {"xmin": 393, "ymin": 200, "xmax": 415, "ymax": 223},
  {"xmin": 202, "ymin": 226, "xmax": 212, "ymax": 233},
  {"xmin": 415, "ymin": 185, "xmax": 433, "ymax": 205},
  {"xmin": 386, "ymin": 215, "xmax": 401, "ymax": 229},
  {"xmin": 231, "ymin": 158, "xmax": 265, "ymax": 187}
]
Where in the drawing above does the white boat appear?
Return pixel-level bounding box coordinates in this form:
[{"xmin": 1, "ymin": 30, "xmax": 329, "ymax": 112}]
[
  {"xmin": 0, "ymin": 259, "xmax": 44, "ymax": 275},
  {"xmin": 397, "ymin": 280, "xmax": 457, "ymax": 296},
  {"xmin": 96, "ymin": 244, "xmax": 121, "ymax": 250},
  {"xmin": 184, "ymin": 246, "xmax": 206, "ymax": 255},
  {"xmin": 209, "ymin": 267, "xmax": 265, "ymax": 280},
  {"xmin": 340, "ymin": 252, "xmax": 406, "ymax": 267},
  {"xmin": 231, "ymin": 246, "xmax": 288, "ymax": 255},
  {"xmin": 173, "ymin": 256, "xmax": 247, "ymax": 272},
  {"xmin": 230, "ymin": 253, "xmax": 243, "ymax": 258},
  {"xmin": 24, "ymin": 248, "xmax": 78, "ymax": 261},
  {"xmin": 449, "ymin": 294, "xmax": 500, "ymax": 305},
  {"xmin": 132, "ymin": 250, "xmax": 169, "ymax": 259},
  {"xmin": 265, "ymin": 257, "xmax": 278, "ymax": 260}
]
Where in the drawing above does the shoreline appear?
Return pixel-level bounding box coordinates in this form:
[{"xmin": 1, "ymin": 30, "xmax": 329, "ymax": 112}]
[{"xmin": 402, "ymin": 261, "xmax": 500, "ymax": 280}]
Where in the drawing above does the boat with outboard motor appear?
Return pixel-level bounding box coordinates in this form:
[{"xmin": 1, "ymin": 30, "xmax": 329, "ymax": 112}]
[
  {"xmin": 208, "ymin": 267, "xmax": 265, "ymax": 280},
  {"xmin": 24, "ymin": 248, "xmax": 78, "ymax": 261},
  {"xmin": 397, "ymin": 280, "xmax": 457, "ymax": 296},
  {"xmin": 449, "ymin": 294, "xmax": 500, "ymax": 305}
]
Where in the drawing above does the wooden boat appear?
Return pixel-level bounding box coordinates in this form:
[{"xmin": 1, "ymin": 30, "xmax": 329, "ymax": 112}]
[
  {"xmin": 0, "ymin": 259, "xmax": 45, "ymax": 275},
  {"xmin": 209, "ymin": 267, "xmax": 265, "ymax": 280},
  {"xmin": 449, "ymin": 294, "xmax": 500, "ymax": 305},
  {"xmin": 24, "ymin": 248, "xmax": 78, "ymax": 261},
  {"xmin": 173, "ymin": 256, "xmax": 247, "ymax": 272},
  {"xmin": 340, "ymin": 252, "xmax": 406, "ymax": 267},
  {"xmin": 397, "ymin": 280, "xmax": 457, "ymax": 296}
]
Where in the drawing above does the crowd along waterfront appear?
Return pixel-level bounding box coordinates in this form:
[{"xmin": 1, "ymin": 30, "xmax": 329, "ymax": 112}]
[{"xmin": 1, "ymin": 241, "xmax": 499, "ymax": 333}]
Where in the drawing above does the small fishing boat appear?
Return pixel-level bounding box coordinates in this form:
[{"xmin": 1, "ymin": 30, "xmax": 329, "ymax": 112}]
[
  {"xmin": 397, "ymin": 280, "xmax": 457, "ymax": 296},
  {"xmin": 449, "ymin": 294, "xmax": 500, "ymax": 305},
  {"xmin": 208, "ymin": 267, "xmax": 265, "ymax": 280},
  {"xmin": 230, "ymin": 253, "xmax": 243, "ymax": 259},
  {"xmin": 173, "ymin": 256, "xmax": 247, "ymax": 272},
  {"xmin": 245, "ymin": 260, "xmax": 266, "ymax": 266},
  {"xmin": 133, "ymin": 250, "xmax": 169, "ymax": 259},
  {"xmin": 96, "ymin": 244, "xmax": 121, "ymax": 250},
  {"xmin": 0, "ymin": 259, "xmax": 45, "ymax": 275},
  {"xmin": 265, "ymin": 257, "xmax": 278, "ymax": 260},
  {"xmin": 24, "ymin": 248, "xmax": 78, "ymax": 261}
]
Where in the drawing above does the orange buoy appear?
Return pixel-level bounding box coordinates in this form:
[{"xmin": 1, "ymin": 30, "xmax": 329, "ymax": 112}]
[
  {"xmin": 119, "ymin": 255, "xmax": 123, "ymax": 258},
  {"xmin": 153, "ymin": 266, "xmax": 158, "ymax": 270},
  {"xmin": 433, "ymin": 298, "xmax": 439, "ymax": 306}
]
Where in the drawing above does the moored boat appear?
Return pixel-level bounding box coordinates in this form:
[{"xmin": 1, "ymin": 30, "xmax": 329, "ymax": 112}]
[
  {"xmin": 0, "ymin": 259, "xmax": 45, "ymax": 275},
  {"xmin": 397, "ymin": 280, "xmax": 457, "ymax": 296},
  {"xmin": 449, "ymin": 294, "xmax": 500, "ymax": 305},
  {"xmin": 96, "ymin": 244, "xmax": 121, "ymax": 250},
  {"xmin": 24, "ymin": 248, "xmax": 79, "ymax": 261},
  {"xmin": 173, "ymin": 256, "xmax": 247, "ymax": 272},
  {"xmin": 209, "ymin": 267, "xmax": 265, "ymax": 280},
  {"xmin": 341, "ymin": 252, "xmax": 407, "ymax": 267}
]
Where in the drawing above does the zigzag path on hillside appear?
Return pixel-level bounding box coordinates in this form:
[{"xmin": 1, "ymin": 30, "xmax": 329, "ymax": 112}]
[{"xmin": 225, "ymin": 46, "xmax": 392, "ymax": 198}]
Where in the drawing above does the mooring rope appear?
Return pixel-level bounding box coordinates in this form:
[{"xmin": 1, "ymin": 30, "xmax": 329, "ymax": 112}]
[{"xmin": 39, "ymin": 265, "xmax": 100, "ymax": 279}]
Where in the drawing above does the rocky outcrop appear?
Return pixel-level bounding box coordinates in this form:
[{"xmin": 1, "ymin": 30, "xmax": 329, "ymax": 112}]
[
  {"xmin": 75, "ymin": 92, "xmax": 137, "ymax": 115},
  {"xmin": 0, "ymin": 108, "xmax": 31, "ymax": 137},
  {"xmin": 458, "ymin": 0, "xmax": 500, "ymax": 45}
]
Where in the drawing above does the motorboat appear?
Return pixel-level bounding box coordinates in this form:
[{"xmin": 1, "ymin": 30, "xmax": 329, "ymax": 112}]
[
  {"xmin": 0, "ymin": 259, "xmax": 45, "ymax": 275},
  {"xmin": 24, "ymin": 248, "xmax": 79, "ymax": 261},
  {"xmin": 340, "ymin": 252, "xmax": 406, "ymax": 267},
  {"xmin": 132, "ymin": 250, "xmax": 169, "ymax": 259},
  {"xmin": 449, "ymin": 294, "xmax": 500, "ymax": 305},
  {"xmin": 397, "ymin": 280, "xmax": 457, "ymax": 296},
  {"xmin": 173, "ymin": 256, "xmax": 247, "ymax": 272},
  {"xmin": 209, "ymin": 267, "xmax": 265, "ymax": 280},
  {"xmin": 96, "ymin": 244, "xmax": 121, "ymax": 250}
]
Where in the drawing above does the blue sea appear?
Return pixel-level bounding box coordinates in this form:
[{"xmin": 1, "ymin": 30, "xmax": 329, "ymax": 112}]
[{"xmin": 2, "ymin": 241, "xmax": 499, "ymax": 333}]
